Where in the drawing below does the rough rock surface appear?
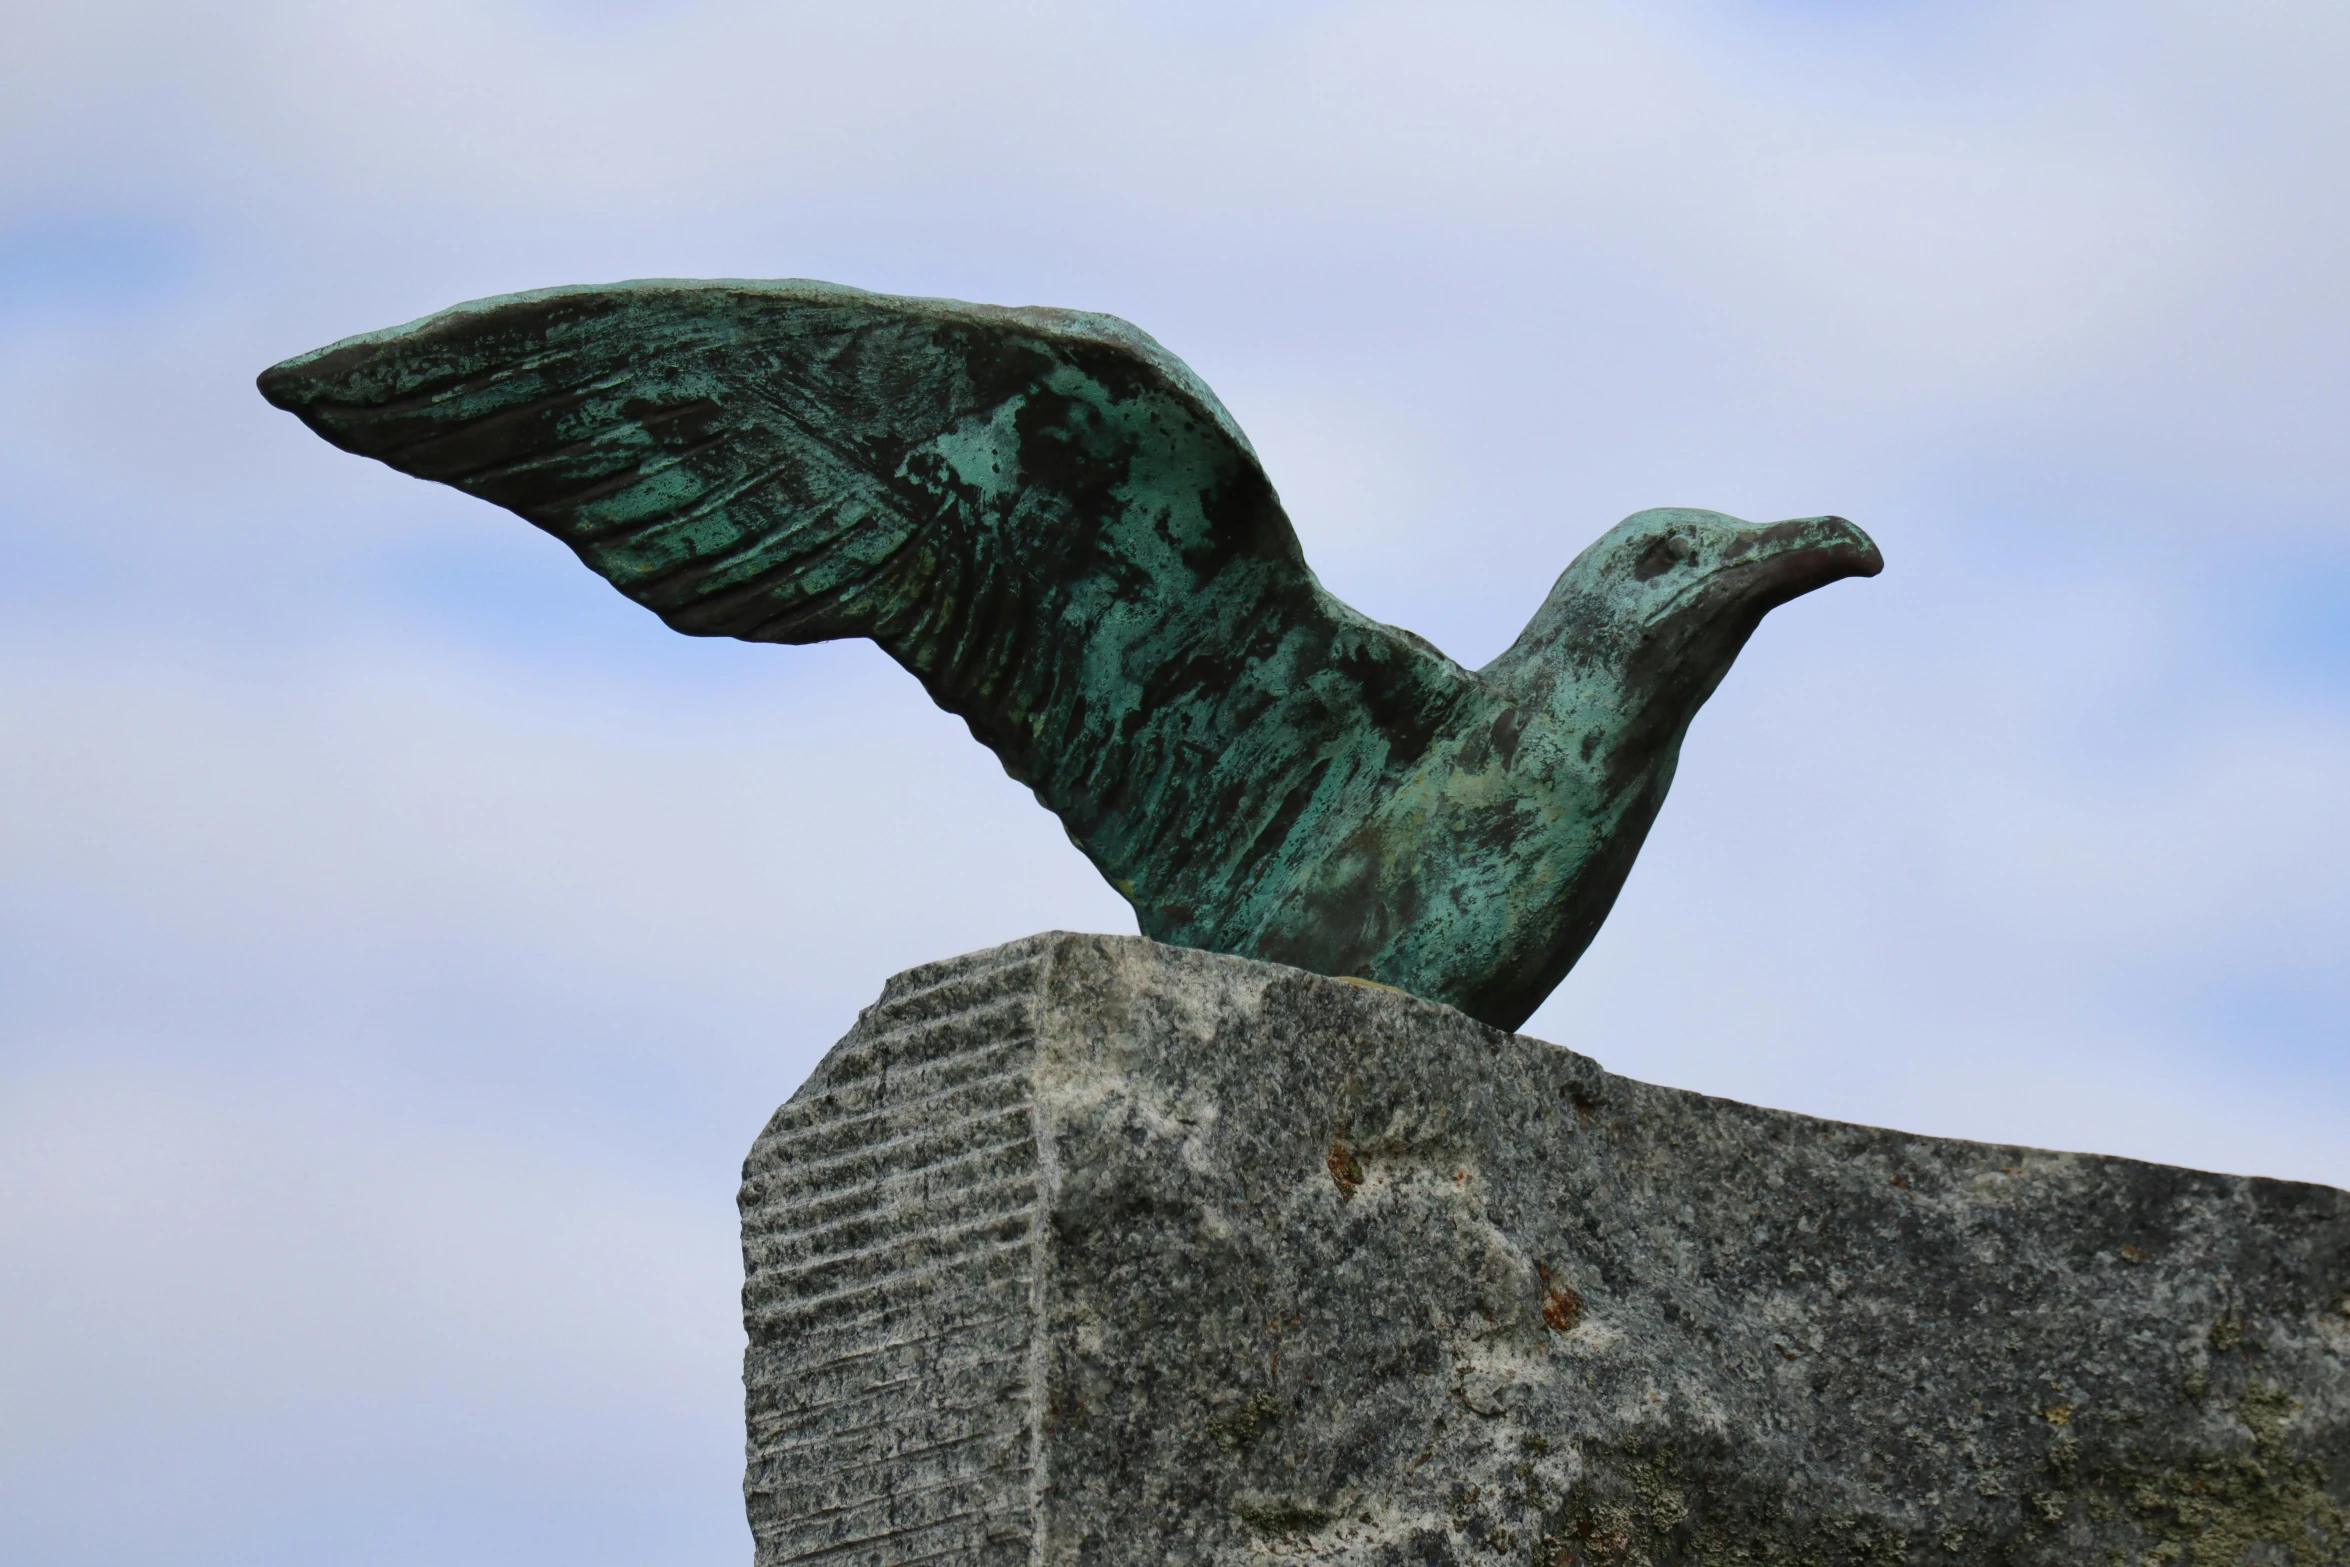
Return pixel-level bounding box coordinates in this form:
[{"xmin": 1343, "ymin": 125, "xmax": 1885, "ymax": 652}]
[{"xmin": 739, "ymin": 933, "xmax": 2350, "ymax": 1565}]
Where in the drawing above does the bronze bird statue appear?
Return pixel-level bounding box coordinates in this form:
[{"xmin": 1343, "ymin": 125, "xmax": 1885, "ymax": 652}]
[{"xmin": 259, "ymin": 279, "xmax": 1880, "ymax": 1031}]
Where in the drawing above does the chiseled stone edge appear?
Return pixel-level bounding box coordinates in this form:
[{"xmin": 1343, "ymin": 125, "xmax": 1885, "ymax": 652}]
[{"xmin": 740, "ymin": 936, "xmax": 1059, "ymax": 1566}]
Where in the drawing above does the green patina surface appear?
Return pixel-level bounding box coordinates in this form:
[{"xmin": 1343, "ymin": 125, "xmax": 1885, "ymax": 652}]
[{"xmin": 260, "ymin": 279, "xmax": 1879, "ymax": 1030}]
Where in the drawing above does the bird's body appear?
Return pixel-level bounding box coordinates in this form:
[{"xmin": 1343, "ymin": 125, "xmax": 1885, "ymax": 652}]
[{"xmin": 260, "ymin": 279, "xmax": 1878, "ymax": 1031}]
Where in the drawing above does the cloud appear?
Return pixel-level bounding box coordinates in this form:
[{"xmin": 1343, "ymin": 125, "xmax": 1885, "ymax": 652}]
[
  {"xmin": 0, "ymin": 1060, "xmax": 747, "ymax": 1566},
  {"xmin": 0, "ymin": 642, "xmax": 1127, "ymax": 1562}
]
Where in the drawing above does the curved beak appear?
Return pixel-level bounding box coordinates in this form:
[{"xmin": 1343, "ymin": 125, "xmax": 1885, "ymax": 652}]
[
  {"xmin": 1633, "ymin": 514, "xmax": 1881, "ymax": 655},
  {"xmin": 1707, "ymin": 514, "xmax": 1882, "ymax": 618}
]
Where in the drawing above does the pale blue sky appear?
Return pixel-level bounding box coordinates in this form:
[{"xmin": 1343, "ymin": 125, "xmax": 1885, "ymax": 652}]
[{"xmin": 3, "ymin": 2, "xmax": 2346, "ymax": 1562}]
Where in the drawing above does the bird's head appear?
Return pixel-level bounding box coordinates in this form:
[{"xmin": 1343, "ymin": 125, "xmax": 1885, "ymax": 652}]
[
  {"xmin": 1489, "ymin": 507, "xmax": 1882, "ymax": 755},
  {"xmin": 1587, "ymin": 506, "xmax": 1881, "ymax": 671}
]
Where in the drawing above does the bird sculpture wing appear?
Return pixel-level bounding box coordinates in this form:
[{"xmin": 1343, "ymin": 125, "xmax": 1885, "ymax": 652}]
[{"xmin": 259, "ymin": 280, "xmax": 1473, "ymax": 945}]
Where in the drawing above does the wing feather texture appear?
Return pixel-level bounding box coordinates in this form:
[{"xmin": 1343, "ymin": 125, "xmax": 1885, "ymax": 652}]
[{"xmin": 260, "ymin": 280, "xmax": 1472, "ymax": 952}]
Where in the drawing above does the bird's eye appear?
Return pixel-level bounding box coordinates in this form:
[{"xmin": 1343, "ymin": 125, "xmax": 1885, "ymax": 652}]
[{"xmin": 1633, "ymin": 534, "xmax": 1695, "ymax": 580}]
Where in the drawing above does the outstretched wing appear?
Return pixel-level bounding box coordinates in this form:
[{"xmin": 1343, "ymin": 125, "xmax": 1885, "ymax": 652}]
[{"xmin": 259, "ymin": 279, "xmax": 1471, "ymax": 947}]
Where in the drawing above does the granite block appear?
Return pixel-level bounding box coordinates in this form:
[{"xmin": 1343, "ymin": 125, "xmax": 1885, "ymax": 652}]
[{"xmin": 739, "ymin": 933, "xmax": 2349, "ymax": 1565}]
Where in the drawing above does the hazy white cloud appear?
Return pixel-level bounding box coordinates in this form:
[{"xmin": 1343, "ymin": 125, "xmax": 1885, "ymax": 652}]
[
  {"xmin": 0, "ymin": 1062, "xmax": 747, "ymax": 1566},
  {"xmin": 0, "ymin": 644, "xmax": 1130, "ymax": 1044}
]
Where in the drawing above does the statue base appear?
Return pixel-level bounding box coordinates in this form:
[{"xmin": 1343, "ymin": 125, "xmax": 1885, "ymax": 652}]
[{"xmin": 739, "ymin": 933, "xmax": 2349, "ymax": 1564}]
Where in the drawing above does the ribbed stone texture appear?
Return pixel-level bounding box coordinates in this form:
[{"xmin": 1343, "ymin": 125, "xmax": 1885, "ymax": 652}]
[{"xmin": 739, "ymin": 933, "xmax": 2350, "ymax": 1565}]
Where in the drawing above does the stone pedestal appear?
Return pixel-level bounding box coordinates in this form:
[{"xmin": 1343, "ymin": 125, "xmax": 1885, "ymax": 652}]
[{"xmin": 738, "ymin": 932, "xmax": 2349, "ymax": 1565}]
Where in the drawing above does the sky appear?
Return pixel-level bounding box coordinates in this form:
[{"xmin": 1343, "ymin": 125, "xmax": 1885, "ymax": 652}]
[{"xmin": 2, "ymin": 1, "xmax": 2346, "ymax": 1562}]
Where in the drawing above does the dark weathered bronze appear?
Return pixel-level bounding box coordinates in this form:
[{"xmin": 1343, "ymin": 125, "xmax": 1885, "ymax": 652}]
[{"xmin": 259, "ymin": 280, "xmax": 1879, "ymax": 1030}]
